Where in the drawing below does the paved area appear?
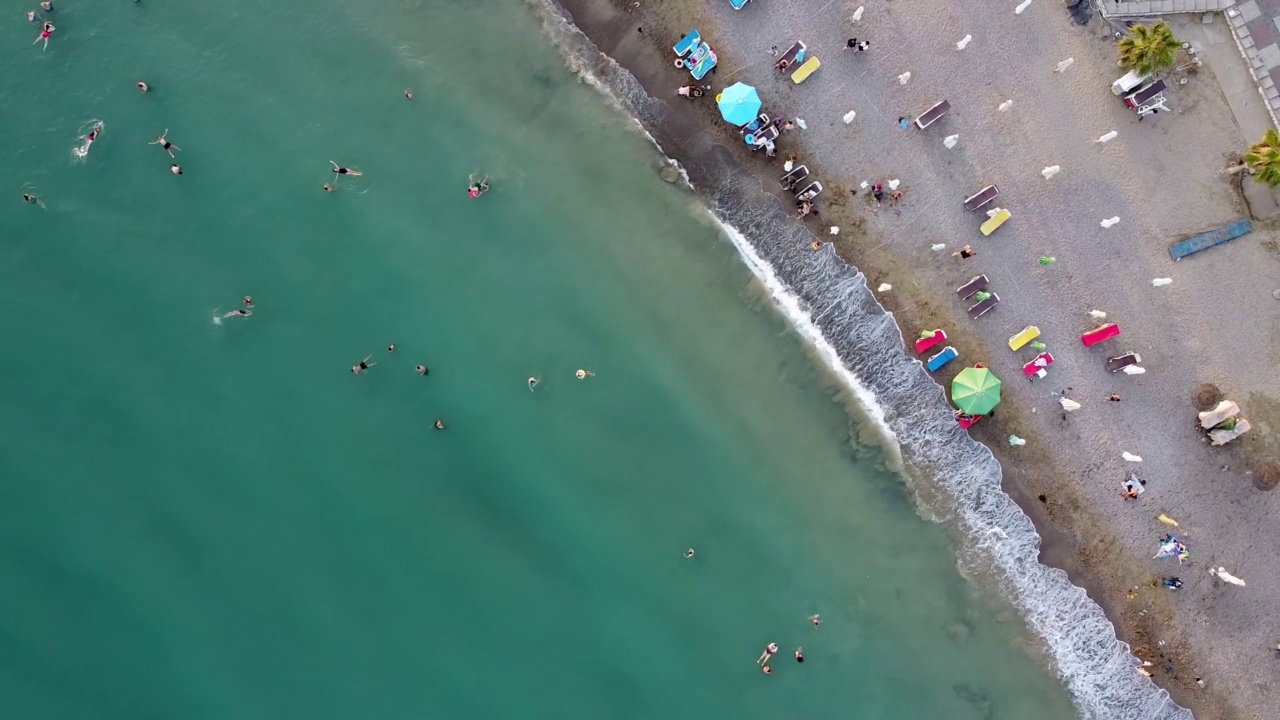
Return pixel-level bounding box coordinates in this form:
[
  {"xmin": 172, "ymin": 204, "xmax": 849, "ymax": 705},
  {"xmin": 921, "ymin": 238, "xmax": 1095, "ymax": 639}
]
[
  {"xmin": 1224, "ymin": 0, "xmax": 1280, "ymax": 125},
  {"xmin": 1107, "ymin": 0, "xmax": 1235, "ymax": 17}
]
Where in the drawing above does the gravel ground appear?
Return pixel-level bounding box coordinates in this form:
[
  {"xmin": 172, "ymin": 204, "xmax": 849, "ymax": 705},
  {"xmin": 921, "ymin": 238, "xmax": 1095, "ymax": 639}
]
[{"xmin": 561, "ymin": 0, "xmax": 1280, "ymax": 717}]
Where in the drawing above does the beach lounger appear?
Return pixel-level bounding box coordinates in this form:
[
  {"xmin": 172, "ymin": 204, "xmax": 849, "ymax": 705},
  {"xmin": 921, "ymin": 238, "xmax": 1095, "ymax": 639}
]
[
  {"xmin": 738, "ymin": 113, "xmax": 771, "ymax": 136},
  {"xmin": 689, "ymin": 46, "xmax": 717, "ymax": 80},
  {"xmin": 914, "ymin": 100, "xmax": 950, "ymax": 129},
  {"xmin": 1209, "ymin": 418, "xmax": 1251, "ymax": 445},
  {"xmin": 926, "ymin": 346, "xmax": 959, "ymax": 372},
  {"xmin": 967, "ymin": 294, "xmax": 999, "ymax": 319},
  {"xmin": 957, "ymin": 413, "xmax": 982, "ymax": 429},
  {"xmin": 1007, "ymin": 325, "xmax": 1040, "ymax": 351},
  {"xmin": 748, "ymin": 125, "xmax": 779, "ymax": 149},
  {"xmin": 729, "ymin": 0, "xmax": 751, "ymax": 8},
  {"xmin": 964, "ymin": 184, "xmax": 999, "ymax": 212},
  {"xmin": 779, "ymin": 165, "xmax": 809, "ymax": 191},
  {"xmin": 794, "ymin": 181, "xmax": 823, "ymax": 203},
  {"xmin": 915, "ymin": 329, "xmax": 947, "ymax": 354},
  {"xmin": 791, "ymin": 56, "xmax": 821, "ymax": 84},
  {"xmin": 1106, "ymin": 352, "xmax": 1141, "ymax": 372},
  {"xmin": 980, "ymin": 208, "xmax": 1011, "ymax": 236},
  {"xmin": 775, "ymin": 42, "xmax": 806, "ymax": 73},
  {"xmin": 1123, "ymin": 473, "xmax": 1147, "ymax": 496},
  {"xmin": 673, "ymin": 29, "xmax": 701, "ymax": 57},
  {"xmin": 955, "ymin": 275, "xmax": 988, "ymax": 300},
  {"xmin": 1125, "ymin": 79, "xmax": 1167, "ymax": 110},
  {"xmin": 1023, "ymin": 352, "xmax": 1054, "ymax": 380},
  {"xmin": 1197, "ymin": 400, "xmax": 1240, "ymax": 430},
  {"xmin": 1081, "ymin": 323, "xmax": 1120, "ymax": 347}
]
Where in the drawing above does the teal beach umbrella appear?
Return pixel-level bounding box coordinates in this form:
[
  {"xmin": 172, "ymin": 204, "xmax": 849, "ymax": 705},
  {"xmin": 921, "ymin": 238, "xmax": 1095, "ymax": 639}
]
[{"xmin": 717, "ymin": 82, "xmax": 762, "ymax": 126}]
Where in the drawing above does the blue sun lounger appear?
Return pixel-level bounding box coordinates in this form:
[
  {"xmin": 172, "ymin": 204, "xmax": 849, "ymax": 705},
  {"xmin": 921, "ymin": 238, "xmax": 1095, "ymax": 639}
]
[
  {"xmin": 674, "ymin": 29, "xmax": 701, "ymax": 57},
  {"xmin": 926, "ymin": 346, "xmax": 959, "ymax": 372},
  {"xmin": 730, "ymin": 0, "xmax": 751, "ymax": 9},
  {"xmin": 689, "ymin": 44, "xmax": 717, "ymax": 80}
]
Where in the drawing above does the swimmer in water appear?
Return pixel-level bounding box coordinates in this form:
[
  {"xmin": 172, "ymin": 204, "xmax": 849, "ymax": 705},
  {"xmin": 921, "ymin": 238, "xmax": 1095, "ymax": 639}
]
[
  {"xmin": 330, "ymin": 161, "xmax": 362, "ymax": 177},
  {"xmin": 467, "ymin": 174, "xmax": 490, "ymax": 198},
  {"xmin": 795, "ymin": 648, "xmax": 804, "ymax": 663},
  {"xmin": 415, "ymin": 365, "xmax": 429, "ymax": 376},
  {"xmin": 684, "ymin": 548, "xmax": 695, "ymax": 559},
  {"xmin": 527, "ymin": 376, "xmax": 538, "ymax": 391},
  {"xmin": 757, "ymin": 643, "xmax": 779, "ymax": 665},
  {"xmin": 810, "ymin": 614, "xmax": 821, "ymax": 627},
  {"xmin": 136, "ymin": 81, "xmax": 150, "ymax": 93},
  {"xmin": 40, "ymin": 1, "xmax": 53, "ymax": 11},
  {"xmin": 22, "ymin": 193, "xmax": 38, "ymax": 204},
  {"xmin": 243, "ymin": 296, "xmax": 254, "ymax": 308},
  {"xmin": 77, "ymin": 122, "xmax": 101, "ymax": 154},
  {"xmin": 27, "ymin": 10, "xmax": 38, "ymax": 22},
  {"xmin": 404, "ymin": 89, "xmax": 413, "ymax": 100},
  {"xmin": 170, "ymin": 164, "xmax": 183, "ymax": 175},
  {"xmin": 434, "ymin": 418, "xmax": 446, "ymax": 430},
  {"xmin": 762, "ymin": 665, "xmax": 772, "ymax": 675},
  {"xmin": 149, "ymin": 129, "xmax": 181, "ymax": 158},
  {"xmin": 386, "ymin": 344, "xmax": 395, "ymax": 353},
  {"xmin": 221, "ymin": 308, "xmax": 252, "ymax": 318},
  {"xmin": 575, "ymin": 369, "xmax": 593, "ymax": 379},
  {"xmin": 34, "ymin": 22, "xmax": 54, "ymax": 50},
  {"xmin": 322, "ymin": 183, "xmax": 334, "ymax": 192},
  {"xmin": 351, "ymin": 355, "xmax": 376, "ymax": 374}
]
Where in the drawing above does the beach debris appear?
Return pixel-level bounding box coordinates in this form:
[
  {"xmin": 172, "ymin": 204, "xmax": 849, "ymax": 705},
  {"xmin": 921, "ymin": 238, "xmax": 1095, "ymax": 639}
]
[
  {"xmin": 898, "ymin": 71, "xmax": 912, "ymax": 85},
  {"xmin": 1009, "ymin": 435, "xmax": 1027, "ymax": 446},
  {"xmin": 887, "ymin": 179, "xmax": 900, "ymax": 191},
  {"xmin": 1088, "ymin": 310, "xmax": 1108, "ymax": 319},
  {"xmin": 1123, "ymin": 452, "xmax": 1143, "ymax": 462},
  {"xmin": 1016, "ymin": 0, "xmax": 1033, "ymax": 13},
  {"xmin": 998, "ymin": 99, "xmax": 1014, "ymax": 112},
  {"xmin": 1055, "ymin": 58, "xmax": 1075, "ymax": 73},
  {"xmin": 1059, "ymin": 397, "xmax": 1082, "ymax": 411},
  {"xmin": 1152, "ymin": 277, "xmax": 1173, "ymax": 287},
  {"xmin": 850, "ymin": 5, "xmax": 865, "ymax": 22},
  {"xmin": 930, "ymin": 242, "xmax": 947, "ymax": 252},
  {"xmin": 943, "ymin": 134, "xmax": 959, "ymax": 149},
  {"xmin": 1041, "ymin": 165, "xmax": 1061, "ymax": 179},
  {"xmin": 843, "ymin": 110, "xmax": 857, "ymax": 124},
  {"xmin": 876, "ymin": 282, "xmax": 892, "ymax": 292},
  {"xmin": 1121, "ymin": 365, "xmax": 1147, "ymax": 375},
  {"xmin": 1100, "ymin": 216, "xmax": 1120, "ymax": 228},
  {"xmin": 1038, "ymin": 256, "xmax": 1056, "ymax": 265},
  {"xmin": 829, "ymin": 226, "xmax": 840, "ymax": 235},
  {"xmin": 1210, "ymin": 566, "xmax": 1246, "ymax": 586},
  {"xmin": 1097, "ymin": 130, "xmax": 1119, "ymax": 143},
  {"xmin": 795, "ymin": 118, "xmax": 808, "ymax": 130},
  {"xmin": 1030, "ymin": 340, "xmax": 1046, "ymax": 350},
  {"xmin": 956, "ymin": 35, "xmax": 972, "ymax": 50},
  {"xmin": 859, "ymin": 180, "xmax": 870, "ymax": 191},
  {"xmin": 1157, "ymin": 513, "xmax": 1179, "ymax": 527}
]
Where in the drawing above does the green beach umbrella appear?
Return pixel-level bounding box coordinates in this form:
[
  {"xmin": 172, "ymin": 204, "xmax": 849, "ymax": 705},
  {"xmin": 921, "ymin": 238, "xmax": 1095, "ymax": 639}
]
[{"xmin": 952, "ymin": 366, "xmax": 1002, "ymax": 415}]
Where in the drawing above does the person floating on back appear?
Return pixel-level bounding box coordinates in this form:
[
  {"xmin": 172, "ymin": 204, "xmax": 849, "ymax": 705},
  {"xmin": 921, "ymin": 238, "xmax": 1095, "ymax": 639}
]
[
  {"xmin": 330, "ymin": 161, "xmax": 362, "ymax": 177},
  {"xmin": 150, "ymin": 129, "xmax": 181, "ymax": 158}
]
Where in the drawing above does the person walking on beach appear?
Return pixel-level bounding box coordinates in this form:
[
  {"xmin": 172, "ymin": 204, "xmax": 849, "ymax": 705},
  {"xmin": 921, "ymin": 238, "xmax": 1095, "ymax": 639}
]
[
  {"xmin": 953, "ymin": 245, "xmax": 975, "ymax": 259},
  {"xmin": 351, "ymin": 355, "xmax": 376, "ymax": 374},
  {"xmin": 330, "ymin": 161, "xmax": 362, "ymax": 177},
  {"xmin": 150, "ymin": 129, "xmax": 181, "ymax": 158}
]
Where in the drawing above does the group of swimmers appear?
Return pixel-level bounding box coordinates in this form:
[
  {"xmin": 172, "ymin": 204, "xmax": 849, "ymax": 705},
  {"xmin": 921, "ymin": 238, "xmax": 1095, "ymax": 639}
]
[
  {"xmin": 29, "ymin": 1, "xmax": 54, "ymax": 50},
  {"xmin": 755, "ymin": 615, "xmax": 820, "ymax": 675}
]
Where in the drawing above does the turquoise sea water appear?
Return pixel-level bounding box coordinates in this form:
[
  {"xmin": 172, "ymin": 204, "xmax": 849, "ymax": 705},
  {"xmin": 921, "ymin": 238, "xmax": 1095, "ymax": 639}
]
[{"xmin": 0, "ymin": 1, "xmax": 1078, "ymax": 717}]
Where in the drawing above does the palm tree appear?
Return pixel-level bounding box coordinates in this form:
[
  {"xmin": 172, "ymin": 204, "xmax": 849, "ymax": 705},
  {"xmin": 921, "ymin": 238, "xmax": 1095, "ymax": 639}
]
[
  {"xmin": 1244, "ymin": 128, "xmax": 1280, "ymax": 186},
  {"xmin": 1117, "ymin": 21, "xmax": 1180, "ymax": 76}
]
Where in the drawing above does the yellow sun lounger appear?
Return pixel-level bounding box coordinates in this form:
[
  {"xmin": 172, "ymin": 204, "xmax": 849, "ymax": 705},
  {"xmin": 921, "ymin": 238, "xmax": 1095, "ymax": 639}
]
[
  {"xmin": 791, "ymin": 56, "xmax": 821, "ymax": 84},
  {"xmin": 1008, "ymin": 325, "xmax": 1041, "ymax": 351},
  {"xmin": 980, "ymin": 208, "xmax": 1011, "ymax": 236}
]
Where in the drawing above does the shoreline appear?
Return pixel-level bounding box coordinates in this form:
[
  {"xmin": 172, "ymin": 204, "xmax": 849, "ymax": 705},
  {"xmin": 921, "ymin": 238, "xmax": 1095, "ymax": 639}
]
[{"xmin": 541, "ymin": 0, "xmax": 1280, "ymax": 718}]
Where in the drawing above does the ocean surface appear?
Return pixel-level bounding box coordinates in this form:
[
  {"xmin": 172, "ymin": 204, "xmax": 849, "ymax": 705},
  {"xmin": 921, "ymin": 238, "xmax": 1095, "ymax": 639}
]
[{"xmin": 0, "ymin": 1, "xmax": 1086, "ymax": 717}]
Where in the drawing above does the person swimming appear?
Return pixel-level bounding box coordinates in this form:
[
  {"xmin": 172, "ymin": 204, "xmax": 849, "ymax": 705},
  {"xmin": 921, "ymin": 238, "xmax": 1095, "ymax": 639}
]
[
  {"xmin": 34, "ymin": 21, "xmax": 54, "ymax": 50},
  {"xmin": 330, "ymin": 161, "xmax": 362, "ymax": 177},
  {"xmin": 795, "ymin": 648, "xmax": 804, "ymax": 663},
  {"xmin": 575, "ymin": 369, "xmax": 593, "ymax": 379},
  {"xmin": 170, "ymin": 164, "xmax": 183, "ymax": 175},
  {"xmin": 22, "ymin": 193, "xmax": 37, "ymax": 203},
  {"xmin": 351, "ymin": 355, "xmax": 376, "ymax": 374},
  {"xmin": 386, "ymin": 344, "xmax": 395, "ymax": 353},
  {"xmin": 527, "ymin": 376, "xmax": 538, "ymax": 391},
  {"xmin": 243, "ymin": 296, "xmax": 254, "ymax": 308},
  {"xmin": 404, "ymin": 88, "xmax": 413, "ymax": 100},
  {"xmin": 434, "ymin": 418, "xmax": 446, "ymax": 430},
  {"xmin": 415, "ymin": 365, "xmax": 429, "ymax": 376},
  {"xmin": 136, "ymin": 81, "xmax": 150, "ymax": 93},
  {"xmin": 684, "ymin": 548, "xmax": 695, "ymax": 559},
  {"xmin": 221, "ymin": 308, "xmax": 251, "ymax": 318},
  {"xmin": 757, "ymin": 643, "xmax": 778, "ymax": 665},
  {"xmin": 467, "ymin": 173, "xmax": 489, "ymax": 198},
  {"xmin": 150, "ymin": 129, "xmax": 181, "ymax": 158},
  {"xmin": 322, "ymin": 183, "xmax": 334, "ymax": 192}
]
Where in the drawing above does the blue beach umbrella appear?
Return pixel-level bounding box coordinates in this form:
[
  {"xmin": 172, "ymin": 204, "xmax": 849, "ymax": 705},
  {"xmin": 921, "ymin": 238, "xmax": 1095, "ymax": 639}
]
[{"xmin": 717, "ymin": 82, "xmax": 762, "ymax": 126}]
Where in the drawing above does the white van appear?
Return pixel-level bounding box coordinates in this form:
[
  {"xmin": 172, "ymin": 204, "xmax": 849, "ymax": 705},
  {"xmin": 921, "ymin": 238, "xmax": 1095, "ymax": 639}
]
[{"xmin": 1112, "ymin": 69, "xmax": 1150, "ymax": 96}]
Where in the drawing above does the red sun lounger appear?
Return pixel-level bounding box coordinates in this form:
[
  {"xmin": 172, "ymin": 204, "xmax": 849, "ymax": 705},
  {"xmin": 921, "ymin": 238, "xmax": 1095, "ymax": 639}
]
[
  {"xmin": 1081, "ymin": 323, "xmax": 1120, "ymax": 347},
  {"xmin": 915, "ymin": 329, "xmax": 947, "ymax": 354},
  {"xmin": 1023, "ymin": 352, "xmax": 1054, "ymax": 380}
]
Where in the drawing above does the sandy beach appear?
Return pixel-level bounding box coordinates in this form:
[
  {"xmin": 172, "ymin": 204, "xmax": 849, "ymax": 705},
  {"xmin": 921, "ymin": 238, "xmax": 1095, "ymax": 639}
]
[{"xmin": 553, "ymin": 0, "xmax": 1280, "ymax": 717}]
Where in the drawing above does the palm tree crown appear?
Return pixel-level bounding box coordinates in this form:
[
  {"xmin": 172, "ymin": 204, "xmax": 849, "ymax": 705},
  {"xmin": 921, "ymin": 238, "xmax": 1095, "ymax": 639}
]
[
  {"xmin": 1117, "ymin": 21, "xmax": 1180, "ymax": 76},
  {"xmin": 1244, "ymin": 128, "xmax": 1280, "ymax": 186}
]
